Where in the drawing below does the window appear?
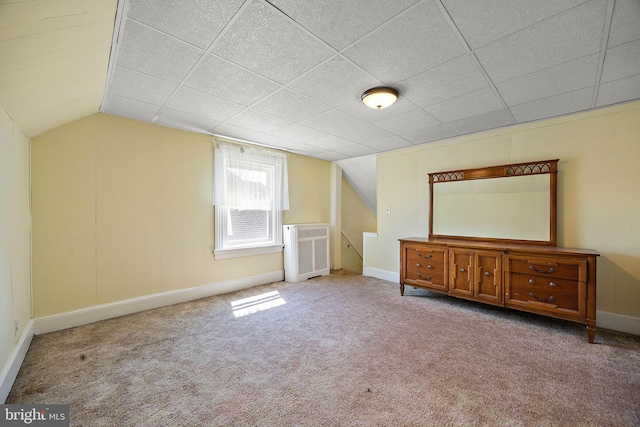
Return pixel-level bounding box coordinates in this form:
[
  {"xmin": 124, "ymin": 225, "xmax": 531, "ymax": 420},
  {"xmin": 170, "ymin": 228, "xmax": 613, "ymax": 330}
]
[{"xmin": 213, "ymin": 141, "xmax": 289, "ymax": 259}]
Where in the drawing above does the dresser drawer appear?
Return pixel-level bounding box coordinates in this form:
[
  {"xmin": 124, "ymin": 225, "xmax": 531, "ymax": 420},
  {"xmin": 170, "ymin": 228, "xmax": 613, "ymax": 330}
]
[
  {"xmin": 406, "ymin": 246, "xmax": 446, "ymax": 264},
  {"xmin": 402, "ymin": 244, "xmax": 448, "ymax": 291},
  {"xmin": 506, "ymin": 268, "xmax": 587, "ymax": 317},
  {"xmin": 508, "ymin": 274, "xmax": 580, "ymax": 299},
  {"xmin": 406, "ymin": 267, "xmax": 445, "ymax": 286},
  {"xmin": 508, "ymin": 285, "xmax": 581, "ymax": 313},
  {"xmin": 506, "ymin": 256, "xmax": 587, "ymax": 281}
]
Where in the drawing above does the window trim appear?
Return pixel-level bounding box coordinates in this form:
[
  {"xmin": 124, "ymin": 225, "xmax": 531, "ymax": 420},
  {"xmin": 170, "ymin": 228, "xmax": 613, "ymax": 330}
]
[
  {"xmin": 213, "ymin": 139, "xmax": 288, "ymax": 260},
  {"xmin": 213, "ymin": 244, "xmax": 284, "ymax": 260}
]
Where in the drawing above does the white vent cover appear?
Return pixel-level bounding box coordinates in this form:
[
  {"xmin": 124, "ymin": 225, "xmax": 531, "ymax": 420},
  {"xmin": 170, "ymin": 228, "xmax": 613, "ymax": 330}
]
[{"xmin": 283, "ymin": 224, "xmax": 330, "ymax": 283}]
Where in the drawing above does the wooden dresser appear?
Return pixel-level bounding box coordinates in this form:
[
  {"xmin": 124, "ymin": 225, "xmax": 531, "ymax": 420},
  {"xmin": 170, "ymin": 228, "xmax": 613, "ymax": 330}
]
[{"xmin": 399, "ymin": 237, "xmax": 599, "ymax": 343}]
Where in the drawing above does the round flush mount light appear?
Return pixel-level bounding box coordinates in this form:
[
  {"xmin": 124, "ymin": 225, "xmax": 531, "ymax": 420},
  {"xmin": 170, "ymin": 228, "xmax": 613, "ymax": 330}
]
[{"xmin": 361, "ymin": 87, "xmax": 398, "ymax": 109}]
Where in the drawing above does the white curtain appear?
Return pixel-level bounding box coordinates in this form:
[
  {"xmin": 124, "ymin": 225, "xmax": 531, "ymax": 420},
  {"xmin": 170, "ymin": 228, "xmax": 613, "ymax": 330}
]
[{"xmin": 214, "ymin": 141, "xmax": 289, "ymax": 211}]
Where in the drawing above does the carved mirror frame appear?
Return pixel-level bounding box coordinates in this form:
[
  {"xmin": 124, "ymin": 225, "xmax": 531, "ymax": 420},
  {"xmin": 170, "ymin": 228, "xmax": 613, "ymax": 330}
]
[{"xmin": 429, "ymin": 159, "xmax": 558, "ymax": 246}]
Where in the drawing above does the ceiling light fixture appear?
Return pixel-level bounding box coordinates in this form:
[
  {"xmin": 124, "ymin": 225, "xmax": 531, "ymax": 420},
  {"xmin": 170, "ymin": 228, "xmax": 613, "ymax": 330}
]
[{"xmin": 361, "ymin": 87, "xmax": 398, "ymax": 109}]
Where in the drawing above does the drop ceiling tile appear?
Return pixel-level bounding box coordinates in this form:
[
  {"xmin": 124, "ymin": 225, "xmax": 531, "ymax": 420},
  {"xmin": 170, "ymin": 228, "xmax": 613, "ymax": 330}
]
[
  {"xmin": 475, "ymin": 0, "xmax": 607, "ymax": 84},
  {"xmin": 267, "ymin": 0, "xmax": 420, "ymax": 50},
  {"xmin": 252, "ymin": 88, "xmax": 330, "ymax": 123},
  {"xmin": 361, "ymin": 135, "xmax": 414, "ymax": 151},
  {"xmin": 425, "ymin": 87, "xmax": 504, "ymax": 123},
  {"xmin": 375, "ymin": 109, "xmax": 440, "ymax": 134},
  {"xmin": 253, "ymin": 134, "xmax": 318, "ymax": 152},
  {"xmin": 607, "ymin": 0, "xmax": 640, "ymax": 48},
  {"xmin": 441, "ymin": 0, "xmax": 589, "ymax": 49},
  {"xmin": 446, "ymin": 108, "xmax": 514, "ymax": 135},
  {"xmin": 116, "ymin": 20, "xmax": 204, "ymax": 83},
  {"xmin": 155, "ymin": 109, "xmax": 220, "ymax": 134},
  {"xmin": 213, "ymin": 123, "xmax": 270, "ymax": 144},
  {"xmin": 305, "ymin": 135, "xmax": 359, "ymax": 151},
  {"xmin": 334, "ymin": 143, "xmax": 377, "ymax": 157},
  {"xmin": 510, "ymin": 87, "xmax": 593, "ymax": 123},
  {"xmin": 272, "ymin": 124, "xmax": 329, "ymax": 143},
  {"xmin": 212, "ymin": 1, "xmax": 334, "ymax": 84},
  {"xmin": 225, "ymin": 109, "xmax": 293, "ymax": 134},
  {"xmin": 127, "ymin": 0, "xmax": 245, "ymax": 49},
  {"xmin": 287, "ymin": 55, "xmax": 380, "ymax": 108},
  {"xmin": 497, "ymin": 54, "xmax": 599, "ymax": 106},
  {"xmin": 338, "ymin": 98, "xmax": 416, "ymax": 124},
  {"xmin": 600, "ymin": 39, "xmax": 640, "ymax": 83},
  {"xmin": 109, "ymin": 66, "xmax": 177, "ymax": 106},
  {"xmin": 288, "ymin": 145, "xmax": 330, "ymax": 160},
  {"xmin": 166, "ymin": 87, "xmax": 245, "ymax": 122},
  {"xmin": 106, "ymin": 95, "xmax": 161, "ymax": 123},
  {"xmin": 302, "ymin": 110, "xmax": 393, "ymax": 143},
  {"xmin": 314, "ymin": 151, "xmax": 349, "ymax": 162},
  {"xmin": 185, "ymin": 54, "xmax": 280, "ymax": 106},
  {"xmin": 596, "ymin": 75, "xmax": 640, "ymax": 108},
  {"xmin": 400, "ymin": 55, "xmax": 488, "ymax": 107},
  {"xmin": 343, "ymin": 1, "xmax": 466, "ymax": 83},
  {"xmin": 400, "ymin": 124, "xmax": 457, "ymax": 144}
]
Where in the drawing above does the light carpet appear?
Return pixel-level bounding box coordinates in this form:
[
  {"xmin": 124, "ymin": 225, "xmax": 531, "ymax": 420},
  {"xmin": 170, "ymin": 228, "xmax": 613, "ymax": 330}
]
[{"xmin": 8, "ymin": 271, "xmax": 640, "ymax": 426}]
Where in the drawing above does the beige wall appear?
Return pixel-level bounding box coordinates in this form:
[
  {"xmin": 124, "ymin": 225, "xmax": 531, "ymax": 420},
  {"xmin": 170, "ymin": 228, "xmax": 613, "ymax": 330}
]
[
  {"xmin": 341, "ymin": 177, "xmax": 376, "ymax": 272},
  {"xmin": 283, "ymin": 152, "xmax": 332, "ymax": 225},
  {"xmin": 31, "ymin": 113, "xmax": 331, "ymax": 317},
  {"xmin": 0, "ymin": 105, "xmax": 31, "ymax": 373},
  {"xmin": 368, "ymin": 101, "xmax": 640, "ymax": 320}
]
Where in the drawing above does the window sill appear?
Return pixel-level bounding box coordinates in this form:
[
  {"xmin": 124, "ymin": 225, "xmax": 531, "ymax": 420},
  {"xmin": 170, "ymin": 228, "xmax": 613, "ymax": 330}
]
[{"xmin": 213, "ymin": 244, "xmax": 284, "ymax": 260}]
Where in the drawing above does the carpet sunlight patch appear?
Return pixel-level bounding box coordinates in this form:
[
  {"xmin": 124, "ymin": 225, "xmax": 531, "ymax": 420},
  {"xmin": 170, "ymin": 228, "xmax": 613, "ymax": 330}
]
[{"xmin": 231, "ymin": 290, "xmax": 286, "ymax": 317}]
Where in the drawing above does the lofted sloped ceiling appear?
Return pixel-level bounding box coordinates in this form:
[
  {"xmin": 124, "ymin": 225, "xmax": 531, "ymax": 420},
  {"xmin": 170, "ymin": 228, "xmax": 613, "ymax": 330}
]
[
  {"xmin": 1, "ymin": 0, "xmax": 639, "ymax": 160},
  {"xmin": 0, "ymin": 0, "xmax": 117, "ymax": 137}
]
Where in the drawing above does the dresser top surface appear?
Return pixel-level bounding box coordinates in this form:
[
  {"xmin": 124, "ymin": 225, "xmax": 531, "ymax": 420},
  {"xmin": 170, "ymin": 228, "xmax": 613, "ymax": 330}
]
[{"xmin": 399, "ymin": 237, "xmax": 599, "ymax": 257}]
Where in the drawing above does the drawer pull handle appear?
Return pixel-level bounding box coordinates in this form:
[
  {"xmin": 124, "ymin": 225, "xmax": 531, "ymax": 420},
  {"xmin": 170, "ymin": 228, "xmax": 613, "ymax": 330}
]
[
  {"xmin": 484, "ymin": 271, "xmax": 490, "ymax": 276},
  {"xmin": 529, "ymin": 265, "xmax": 555, "ymax": 274},
  {"xmin": 459, "ymin": 268, "xmax": 465, "ymax": 272},
  {"xmin": 418, "ymin": 253, "xmax": 432, "ymax": 259},
  {"xmin": 417, "ymin": 274, "xmax": 432, "ymax": 280},
  {"xmin": 549, "ymin": 282, "xmax": 557, "ymax": 287},
  {"xmin": 549, "ymin": 296, "xmax": 556, "ymax": 302},
  {"xmin": 416, "ymin": 263, "xmax": 421, "ymax": 267},
  {"xmin": 427, "ymin": 265, "xmax": 433, "ymax": 269},
  {"xmin": 529, "ymin": 279, "xmax": 535, "ymax": 284},
  {"xmin": 529, "ymin": 292, "xmax": 549, "ymax": 302}
]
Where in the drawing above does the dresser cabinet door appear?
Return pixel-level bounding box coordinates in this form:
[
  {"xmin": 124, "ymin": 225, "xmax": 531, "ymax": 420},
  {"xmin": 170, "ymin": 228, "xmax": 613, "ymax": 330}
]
[
  {"xmin": 450, "ymin": 249, "xmax": 503, "ymax": 303},
  {"xmin": 449, "ymin": 249, "xmax": 473, "ymax": 297},
  {"xmin": 475, "ymin": 250, "xmax": 503, "ymax": 304},
  {"xmin": 505, "ymin": 255, "xmax": 587, "ymax": 318}
]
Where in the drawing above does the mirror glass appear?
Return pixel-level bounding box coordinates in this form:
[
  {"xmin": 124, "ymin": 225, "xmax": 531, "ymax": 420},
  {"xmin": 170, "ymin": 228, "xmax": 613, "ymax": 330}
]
[{"xmin": 432, "ymin": 174, "xmax": 551, "ymax": 241}]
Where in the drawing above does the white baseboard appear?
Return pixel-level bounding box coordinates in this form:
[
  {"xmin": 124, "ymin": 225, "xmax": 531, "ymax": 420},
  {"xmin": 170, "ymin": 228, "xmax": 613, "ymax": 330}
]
[
  {"xmin": 34, "ymin": 270, "xmax": 284, "ymax": 335},
  {"xmin": 596, "ymin": 310, "xmax": 640, "ymax": 336},
  {"xmin": 363, "ymin": 267, "xmax": 399, "ymax": 284},
  {"xmin": 1, "ymin": 320, "xmax": 34, "ymax": 403}
]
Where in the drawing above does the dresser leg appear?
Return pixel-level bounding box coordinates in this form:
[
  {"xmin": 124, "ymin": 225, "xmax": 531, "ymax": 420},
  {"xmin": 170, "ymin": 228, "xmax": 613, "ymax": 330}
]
[
  {"xmin": 587, "ymin": 325, "xmax": 596, "ymax": 344},
  {"xmin": 400, "ymin": 284, "xmax": 405, "ymax": 296}
]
